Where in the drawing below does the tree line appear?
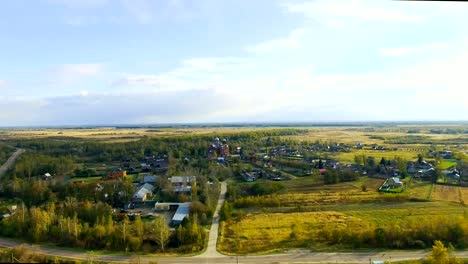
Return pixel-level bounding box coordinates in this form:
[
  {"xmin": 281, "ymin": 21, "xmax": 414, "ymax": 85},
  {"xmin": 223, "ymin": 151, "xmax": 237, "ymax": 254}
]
[{"xmin": 0, "ymin": 201, "xmax": 206, "ymax": 253}]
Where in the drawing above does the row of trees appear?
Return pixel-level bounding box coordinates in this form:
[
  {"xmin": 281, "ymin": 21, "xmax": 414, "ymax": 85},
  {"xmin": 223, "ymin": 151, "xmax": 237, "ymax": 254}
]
[
  {"xmin": 323, "ymin": 170, "xmax": 359, "ymax": 184},
  {"xmin": 0, "ymin": 144, "xmax": 14, "ymax": 164},
  {"xmin": 318, "ymin": 216, "xmax": 468, "ymax": 250},
  {"xmin": 14, "ymin": 153, "xmax": 76, "ymax": 179},
  {"xmin": 0, "ymin": 203, "xmax": 206, "ymax": 253}
]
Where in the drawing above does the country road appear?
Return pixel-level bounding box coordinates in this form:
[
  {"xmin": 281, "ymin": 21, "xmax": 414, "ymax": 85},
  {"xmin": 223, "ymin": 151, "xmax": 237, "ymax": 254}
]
[
  {"xmin": 1, "ymin": 174, "xmax": 467, "ymax": 263},
  {"xmin": 0, "ymin": 148, "xmax": 24, "ymax": 177},
  {"xmin": 196, "ymin": 181, "xmax": 227, "ymax": 259},
  {"xmin": 1, "ymin": 237, "xmax": 468, "ymax": 264}
]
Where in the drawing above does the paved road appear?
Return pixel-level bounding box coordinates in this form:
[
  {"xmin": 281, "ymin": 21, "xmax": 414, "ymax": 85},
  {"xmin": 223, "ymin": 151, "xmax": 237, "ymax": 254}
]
[
  {"xmin": 1, "ymin": 237, "xmax": 468, "ymax": 264},
  {"xmin": 0, "ymin": 148, "xmax": 24, "ymax": 177},
  {"xmin": 196, "ymin": 181, "xmax": 227, "ymax": 258}
]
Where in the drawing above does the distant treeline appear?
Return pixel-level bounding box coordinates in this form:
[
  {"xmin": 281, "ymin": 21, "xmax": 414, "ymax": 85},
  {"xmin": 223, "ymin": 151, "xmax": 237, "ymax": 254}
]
[{"xmin": 9, "ymin": 129, "xmax": 307, "ymax": 163}]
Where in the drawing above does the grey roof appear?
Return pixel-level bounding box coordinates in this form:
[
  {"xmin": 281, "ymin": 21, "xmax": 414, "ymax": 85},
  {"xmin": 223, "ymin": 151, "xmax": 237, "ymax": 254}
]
[
  {"xmin": 143, "ymin": 175, "xmax": 158, "ymax": 183},
  {"xmin": 169, "ymin": 176, "xmax": 196, "ymax": 184},
  {"xmin": 391, "ymin": 177, "xmax": 402, "ymax": 183},
  {"xmin": 133, "ymin": 183, "xmax": 154, "ymax": 199},
  {"xmin": 172, "ymin": 202, "xmax": 191, "ymax": 223},
  {"xmin": 174, "ymin": 186, "xmax": 192, "ymax": 193}
]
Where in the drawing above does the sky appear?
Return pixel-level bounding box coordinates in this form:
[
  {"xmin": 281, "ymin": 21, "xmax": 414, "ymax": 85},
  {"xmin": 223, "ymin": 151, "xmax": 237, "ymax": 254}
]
[{"xmin": 0, "ymin": 0, "xmax": 467, "ymax": 126}]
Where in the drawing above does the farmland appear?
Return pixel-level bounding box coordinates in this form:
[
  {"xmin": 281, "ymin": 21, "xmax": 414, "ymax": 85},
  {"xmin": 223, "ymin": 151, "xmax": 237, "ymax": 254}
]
[
  {"xmin": 0, "ymin": 124, "xmax": 467, "ymax": 256},
  {"xmin": 219, "ymin": 199, "xmax": 467, "ymax": 254}
]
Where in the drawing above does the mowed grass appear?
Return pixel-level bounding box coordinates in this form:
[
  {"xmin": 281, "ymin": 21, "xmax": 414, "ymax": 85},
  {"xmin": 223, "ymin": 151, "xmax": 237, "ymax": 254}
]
[
  {"xmin": 407, "ymin": 180, "xmax": 432, "ymax": 200},
  {"xmin": 431, "ymin": 184, "xmax": 468, "ymax": 204}
]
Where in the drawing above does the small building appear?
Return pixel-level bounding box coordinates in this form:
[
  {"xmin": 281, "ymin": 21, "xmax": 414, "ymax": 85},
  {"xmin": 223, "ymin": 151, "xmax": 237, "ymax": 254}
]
[
  {"xmin": 154, "ymin": 202, "xmax": 191, "ymax": 226},
  {"xmin": 42, "ymin": 173, "xmax": 52, "ymax": 180},
  {"xmin": 387, "ymin": 177, "xmax": 403, "ymax": 188},
  {"xmin": 140, "ymin": 163, "xmax": 152, "ymax": 171},
  {"xmin": 169, "ymin": 176, "xmax": 196, "ymax": 193},
  {"xmin": 439, "ymin": 150, "xmax": 453, "ymax": 159},
  {"xmin": 241, "ymin": 171, "xmax": 256, "ymax": 182},
  {"xmin": 105, "ymin": 168, "xmax": 127, "ymax": 180},
  {"xmin": 132, "ymin": 183, "xmax": 155, "ymax": 202},
  {"xmin": 142, "ymin": 175, "xmax": 158, "ymax": 184}
]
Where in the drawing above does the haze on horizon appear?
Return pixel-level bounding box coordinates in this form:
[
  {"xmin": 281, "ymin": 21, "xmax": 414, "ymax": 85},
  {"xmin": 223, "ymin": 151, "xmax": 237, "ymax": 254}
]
[{"xmin": 1, "ymin": 0, "xmax": 467, "ymax": 126}]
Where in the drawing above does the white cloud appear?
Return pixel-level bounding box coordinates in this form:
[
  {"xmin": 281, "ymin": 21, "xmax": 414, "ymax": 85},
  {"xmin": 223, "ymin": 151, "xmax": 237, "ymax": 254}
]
[
  {"xmin": 55, "ymin": 63, "xmax": 104, "ymax": 84},
  {"xmin": 245, "ymin": 28, "xmax": 306, "ymax": 54},
  {"xmin": 112, "ymin": 57, "xmax": 251, "ymax": 90},
  {"xmin": 379, "ymin": 42, "xmax": 448, "ymax": 57},
  {"xmin": 282, "ymin": 0, "xmax": 425, "ymax": 24}
]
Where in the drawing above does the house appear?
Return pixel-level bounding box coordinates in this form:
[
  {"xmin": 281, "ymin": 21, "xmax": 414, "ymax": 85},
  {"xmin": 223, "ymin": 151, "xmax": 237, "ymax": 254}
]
[
  {"xmin": 132, "ymin": 183, "xmax": 155, "ymax": 202},
  {"xmin": 154, "ymin": 202, "xmax": 191, "ymax": 226},
  {"xmin": 439, "ymin": 150, "xmax": 453, "ymax": 159},
  {"xmin": 241, "ymin": 171, "xmax": 256, "ymax": 182},
  {"xmin": 42, "ymin": 172, "xmax": 52, "ymax": 180},
  {"xmin": 151, "ymin": 159, "xmax": 169, "ymax": 170},
  {"xmin": 169, "ymin": 176, "xmax": 196, "ymax": 193},
  {"xmin": 446, "ymin": 169, "xmax": 461, "ymax": 179},
  {"xmin": 143, "ymin": 156, "xmax": 169, "ymax": 170},
  {"xmin": 142, "ymin": 175, "xmax": 158, "ymax": 184},
  {"xmin": 105, "ymin": 168, "xmax": 127, "ymax": 180},
  {"xmin": 140, "ymin": 163, "xmax": 152, "ymax": 171},
  {"xmin": 387, "ymin": 177, "xmax": 403, "ymax": 188}
]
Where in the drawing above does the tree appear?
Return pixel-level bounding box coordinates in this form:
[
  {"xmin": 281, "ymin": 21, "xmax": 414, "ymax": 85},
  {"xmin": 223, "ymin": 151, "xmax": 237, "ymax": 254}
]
[
  {"xmin": 380, "ymin": 157, "xmax": 387, "ymax": 166},
  {"xmin": 318, "ymin": 159, "xmax": 324, "ymax": 169},
  {"xmin": 122, "ymin": 215, "xmax": 130, "ymax": 251},
  {"xmin": 418, "ymin": 154, "xmax": 424, "ymax": 164},
  {"xmin": 134, "ymin": 215, "xmax": 143, "ymax": 240},
  {"xmin": 153, "ymin": 217, "xmax": 170, "ymax": 251},
  {"xmin": 426, "ymin": 240, "xmax": 461, "ymax": 264}
]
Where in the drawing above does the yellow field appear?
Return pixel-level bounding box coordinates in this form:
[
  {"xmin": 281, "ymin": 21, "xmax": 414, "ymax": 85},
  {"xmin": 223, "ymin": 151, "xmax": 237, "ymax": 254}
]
[
  {"xmin": 0, "ymin": 127, "xmax": 288, "ymax": 142},
  {"xmin": 335, "ymin": 149, "xmax": 421, "ymax": 163},
  {"xmin": 219, "ymin": 211, "xmax": 365, "ymax": 253},
  {"xmin": 283, "ymin": 176, "xmax": 384, "ymax": 193},
  {"xmin": 219, "ymin": 201, "xmax": 467, "ymax": 253},
  {"xmin": 431, "ymin": 184, "xmax": 468, "ymax": 204},
  {"xmin": 407, "ymin": 180, "xmax": 432, "ymax": 200}
]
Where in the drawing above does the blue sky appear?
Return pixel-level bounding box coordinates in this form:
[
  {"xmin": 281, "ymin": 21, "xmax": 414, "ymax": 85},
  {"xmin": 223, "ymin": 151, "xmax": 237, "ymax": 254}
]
[{"xmin": 0, "ymin": 0, "xmax": 467, "ymax": 126}]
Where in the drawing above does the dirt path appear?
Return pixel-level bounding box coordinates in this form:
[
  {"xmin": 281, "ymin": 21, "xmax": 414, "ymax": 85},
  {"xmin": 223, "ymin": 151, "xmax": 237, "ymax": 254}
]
[{"xmin": 0, "ymin": 148, "xmax": 25, "ymax": 177}]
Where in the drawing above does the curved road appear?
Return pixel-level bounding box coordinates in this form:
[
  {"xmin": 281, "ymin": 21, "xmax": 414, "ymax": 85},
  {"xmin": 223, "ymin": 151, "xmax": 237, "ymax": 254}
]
[
  {"xmin": 1, "ymin": 174, "xmax": 467, "ymax": 263},
  {"xmin": 0, "ymin": 148, "xmax": 24, "ymax": 177}
]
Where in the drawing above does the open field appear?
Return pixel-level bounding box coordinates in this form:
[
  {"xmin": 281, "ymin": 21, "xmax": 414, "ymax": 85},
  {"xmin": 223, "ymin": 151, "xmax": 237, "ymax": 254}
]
[
  {"xmin": 282, "ymin": 176, "xmax": 384, "ymax": 193},
  {"xmin": 335, "ymin": 149, "xmax": 422, "ymax": 164},
  {"xmin": 0, "ymin": 127, "xmax": 301, "ymax": 142},
  {"xmin": 220, "ymin": 200, "xmax": 467, "ymax": 254},
  {"xmin": 431, "ymin": 184, "xmax": 468, "ymax": 204},
  {"xmin": 407, "ymin": 180, "xmax": 433, "ymax": 200}
]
